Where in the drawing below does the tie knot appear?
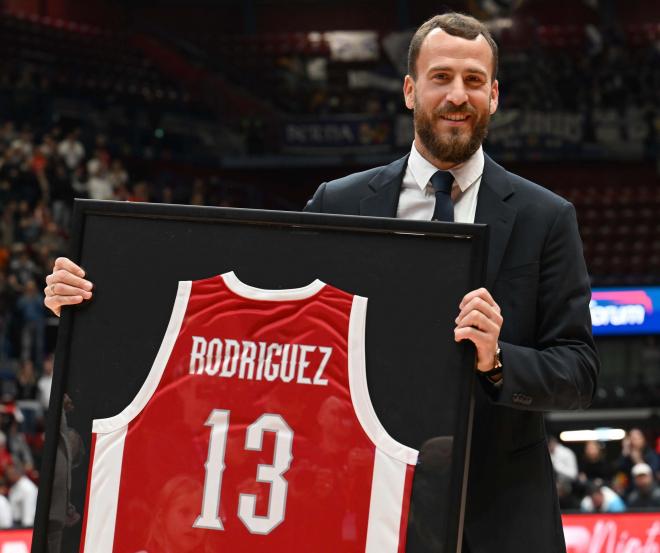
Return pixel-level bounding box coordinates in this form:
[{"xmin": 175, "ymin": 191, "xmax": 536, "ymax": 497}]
[{"xmin": 430, "ymin": 170, "xmax": 453, "ymax": 194}]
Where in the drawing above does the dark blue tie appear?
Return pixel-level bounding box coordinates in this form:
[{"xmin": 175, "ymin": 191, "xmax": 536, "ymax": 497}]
[{"xmin": 430, "ymin": 170, "xmax": 454, "ymax": 222}]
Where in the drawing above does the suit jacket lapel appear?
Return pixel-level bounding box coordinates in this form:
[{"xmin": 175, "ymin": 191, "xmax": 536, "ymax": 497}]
[
  {"xmin": 359, "ymin": 154, "xmax": 409, "ymax": 217},
  {"xmin": 475, "ymin": 155, "xmax": 517, "ymax": 289}
]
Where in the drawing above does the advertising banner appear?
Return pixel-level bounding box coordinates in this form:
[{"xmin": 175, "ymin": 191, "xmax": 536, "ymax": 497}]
[
  {"xmin": 279, "ymin": 111, "xmax": 656, "ymax": 160},
  {"xmin": 562, "ymin": 513, "xmax": 660, "ymax": 553},
  {"xmin": 590, "ymin": 287, "xmax": 660, "ymax": 336},
  {"xmin": 487, "ymin": 109, "xmax": 585, "ymax": 154},
  {"xmin": 282, "ymin": 116, "xmax": 393, "ymax": 153},
  {"xmin": 0, "ymin": 529, "xmax": 32, "ymax": 552},
  {"xmin": 2, "ymin": 513, "xmax": 660, "ymax": 552},
  {"xmin": 485, "ymin": 109, "xmax": 652, "ymax": 160}
]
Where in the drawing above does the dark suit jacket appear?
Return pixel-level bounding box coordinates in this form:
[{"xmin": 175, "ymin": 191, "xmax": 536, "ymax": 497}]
[{"xmin": 304, "ymin": 153, "xmax": 599, "ymax": 553}]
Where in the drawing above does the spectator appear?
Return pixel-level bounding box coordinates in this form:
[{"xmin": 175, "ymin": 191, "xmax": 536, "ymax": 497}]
[
  {"xmin": 37, "ymin": 355, "xmax": 54, "ymax": 411},
  {"xmin": 627, "ymin": 463, "xmax": 660, "ymax": 509},
  {"xmin": 15, "ymin": 360, "xmax": 37, "ymax": 401},
  {"xmin": 70, "ymin": 165, "xmax": 88, "ymax": 198},
  {"xmin": 47, "ymin": 162, "xmax": 74, "ymax": 230},
  {"xmin": 92, "ymin": 135, "xmax": 111, "ymax": 166},
  {"xmin": 6, "ymin": 419, "xmax": 34, "ymax": 473},
  {"xmin": 579, "ymin": 440, "xmax": 613, "ymax": 482},
  {"xmin": 10, "ymin": 129, "xmax": 33, "ymax": 160},
  {"xmin": 0, "ymin": 492, "xmax": 12, "ymax": 529},
  {"xmin": 0, "ymin": 203, "xmax": 17, "ymax": 247},
  {"xmin": 6, "ymin": 463, "xmax": 38, "ymax": 527},
  {"xmin": 38, "ymin": 133, "xmax": 57, "ymax": 161},
  {"xmin": 57, "ymin": 131, "xmax": 85, "ymax": 171},
  {"xmin": 9, "ymin": 245, "xmax": 40, "ymax": 286},
  {"xmin": 549, "ymin": 436, "xmax": 578, "ymax": 481},
  {"xmin": 0, "ymin": 432, "xmax": 14, "ymax": 476},
  {"xmin": 0, "ymin": 122, "xmax": 16, "ymax": 148},
  {"xmin": 129, "ymin": 181, "xmax": 150, "ymax": 203},
  {"xmin": 108, "ymin": 160, "xmax": 128, "ymax": 191},
  {"xmin": 15, "ymin": 201, "xmax": 42, "ymax": 244},
  {"xmin": 16, "ymin": 279, "xmax": 46, "ymax": 370},
  {"xmin": 580, "ymin": 481, "xmax": 626, "ymax": 513},
  {"xmin": 35, "ymin": 222, "xmax": 66, "ymax": 257},
  {"xmin": 86, "ymin": 156, "xmax": 113, "ymax": 201},
  {"xmin": 556, "ymin": 475, "xmax": 581, "ymax": 511},
  {"xmin": 609, "ymin": 471, "xmax": 629, "ymax": 501},
  {"xmin": 616, "ymin": 429, "xmax": 660, "ymax": 491},
  {"xmin": 0, "ymin": 271, "xmax": 19, "ymax": 361}
]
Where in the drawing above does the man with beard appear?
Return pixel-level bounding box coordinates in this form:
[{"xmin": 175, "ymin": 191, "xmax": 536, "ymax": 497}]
[
  {"xmin": 43, "ymin": 11, "xmax": 597, "ymax": 553},
  {"xmin": 302, "ymin": 12, "xmax": 598, "ymax": 553}
]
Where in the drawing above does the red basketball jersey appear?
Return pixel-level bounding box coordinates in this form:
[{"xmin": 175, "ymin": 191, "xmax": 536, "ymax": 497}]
[{"xmin": 79, "ymin": 272, "xmax": 418, "ymax": 553}]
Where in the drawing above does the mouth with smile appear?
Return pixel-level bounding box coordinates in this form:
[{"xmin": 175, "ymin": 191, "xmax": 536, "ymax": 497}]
[{"xmin": 438, "ymin": 113, "xmax": 471, "ymax": 126}]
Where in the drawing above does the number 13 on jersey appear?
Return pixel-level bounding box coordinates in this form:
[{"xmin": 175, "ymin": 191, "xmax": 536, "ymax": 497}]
[{"xmin": 193, "ymin": 409, "xmax": 294, "ymax": 535}]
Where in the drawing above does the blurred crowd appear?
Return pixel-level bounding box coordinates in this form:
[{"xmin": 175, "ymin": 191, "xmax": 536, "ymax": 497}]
[
  {"xmin": 1, "ymin": 119, "xmax": 148, "ymax": 362},
  {"xmin": 252, "ymin": 29, "xmax": 659, "ymax": 127},
  {"xmin": 499, "ymin": 32, "xmax": 658, "ymax": 115},
  {"xmin": 550, "ymin": 429, "xmax": 660, "ymax": 513},
  {"xmin": 0, "ymin": 118, "xmax": 114, "ymax": 528},
  {"xmin": 0, "ymin": 117, "xmax": 243, "ymax": 528}
]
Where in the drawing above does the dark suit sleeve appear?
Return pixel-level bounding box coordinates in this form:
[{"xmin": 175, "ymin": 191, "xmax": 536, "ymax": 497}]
[
  {"xmin": 303, "ymin": 182, "xmax": 327, "ymax": 213},
  {"xmin": 484, "ymin": 202, "xmax": 599, "ymax": 411}
]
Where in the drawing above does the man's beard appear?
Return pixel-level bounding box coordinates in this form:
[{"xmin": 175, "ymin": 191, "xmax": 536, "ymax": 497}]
[{"xmin": 414, "ymin": 100, "xmax": 490, "ymax": 164}]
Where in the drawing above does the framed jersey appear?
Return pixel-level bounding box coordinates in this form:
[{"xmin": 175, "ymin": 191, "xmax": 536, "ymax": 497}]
[{"xmin": 35, "ymin": 200, "xmax": 488, "ymax": 553}]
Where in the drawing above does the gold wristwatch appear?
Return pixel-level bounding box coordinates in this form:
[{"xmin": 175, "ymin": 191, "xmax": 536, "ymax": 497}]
[{"xmin": 483, "ymin": 345, "xmax": 503, "ymax": 380}]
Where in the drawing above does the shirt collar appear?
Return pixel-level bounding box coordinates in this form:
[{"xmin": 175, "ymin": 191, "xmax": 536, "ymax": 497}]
[{"xmin": 408, "ymin": 141, "xmax": 484, "ymax": 193}]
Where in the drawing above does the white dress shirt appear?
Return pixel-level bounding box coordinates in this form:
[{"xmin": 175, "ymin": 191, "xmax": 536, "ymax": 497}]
[
  {"xmin": 396, "ymin": 142, "xmax": 484, "ymax": 224},
  {"xmin": 37, "ymin": 373, "xmax": 52, "ymax": 410},
  {"xmin": 550, "ymin": 442, "xmax": 579, "ymax": 481},
  {"xmin": 0, "ymin": 495, "xmax": 11, "ymax": 529},
  {"xmin": 9, "ymin": 475, "xmax": 38, "ymax": 527}
]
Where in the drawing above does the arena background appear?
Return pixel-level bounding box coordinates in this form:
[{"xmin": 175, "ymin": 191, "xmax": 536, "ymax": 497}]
[{"xmin": 0, "ymin": 0, "xmax": 658, "ymax": 550}]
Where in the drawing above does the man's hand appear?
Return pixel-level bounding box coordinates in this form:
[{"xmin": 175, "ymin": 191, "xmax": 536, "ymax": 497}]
[
  {"xmin": 44, "ymin": 257, "xmax": 93, "ymax": 317},
  {"xmin": 454, "ymin": 287, "xmax": 503, "ymax": 374}
]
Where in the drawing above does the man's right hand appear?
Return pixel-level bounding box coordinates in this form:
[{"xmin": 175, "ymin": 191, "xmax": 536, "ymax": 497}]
[{"xmin": 44, "ymin": 257, "xmax": 94, "ymax": 317}]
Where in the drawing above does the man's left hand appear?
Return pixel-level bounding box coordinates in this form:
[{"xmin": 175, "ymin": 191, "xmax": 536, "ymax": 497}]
[{"xmin": 454, "ymin": 288, "xmax": 503, "ymax": 373}]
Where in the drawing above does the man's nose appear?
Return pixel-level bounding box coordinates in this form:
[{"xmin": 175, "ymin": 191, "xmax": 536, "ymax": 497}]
[{"xmin": 445, "ymin": 77, "xmax": 468, "ymax": 106}]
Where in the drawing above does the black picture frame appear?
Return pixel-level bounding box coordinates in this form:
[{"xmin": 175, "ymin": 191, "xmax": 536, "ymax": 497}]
[{"xmin": 34, "ymin": 199, "xmax": 488, "ymax": 553}]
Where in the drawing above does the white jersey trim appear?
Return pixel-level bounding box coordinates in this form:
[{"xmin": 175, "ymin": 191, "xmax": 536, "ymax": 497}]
[
  {"xmin": 92, "ymin": 280, "xmax": 192, "ymax": 434},
  {"xmin": 222, "ymin": 271, "xmax": 325, "ymax": 301},
  {"xmin": 82, "ymin": 427, "xmax": 127, "ymax": 553},
  {"xmin": 348, "ymin": 295, "xmax": 419, "ymax": 466},
  {"xmin": 365, "ymin": 448, "xmax": 409, "ymax": 553}
]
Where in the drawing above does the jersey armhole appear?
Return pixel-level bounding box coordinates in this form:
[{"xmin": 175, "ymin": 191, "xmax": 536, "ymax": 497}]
[
  {"xmin": 348, "ymin": 295, "xmax": 419, "ymax": 466},
  {"xmin": 91, "ymin": 281, "xmax": 192, "ymax": 434}
]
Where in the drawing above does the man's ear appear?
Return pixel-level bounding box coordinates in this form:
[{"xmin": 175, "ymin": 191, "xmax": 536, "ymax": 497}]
[
  {"xmin": 403, "ymin": 75, "xmax": 415, "ymax": 110},
  {"xmin": 489, "ymin": 79, "xmax": 499, "ymax": 115}
]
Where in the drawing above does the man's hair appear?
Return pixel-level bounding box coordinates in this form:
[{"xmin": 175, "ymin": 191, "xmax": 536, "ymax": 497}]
[{"xmin": 407, "ymin": 12, "xmax": 499, "ymax": 81}]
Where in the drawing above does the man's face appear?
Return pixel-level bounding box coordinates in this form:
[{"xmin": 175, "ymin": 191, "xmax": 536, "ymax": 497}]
[
  {"xmin": 5, "ymin": 466, "xmax": 18, "ymax": 485},
  {"xmin": 584, "ymin": 440, "xmax": 600, "ymax": 461},
  {"xmin": 630, "ymin": 429, "xmax": 645, "ymax": 450},
  {"xmin": 591, "ymin": 490, "xmax": 604, "ymax": 509},
  {"xmin": 404, "ymin": 28, "xmax": 498, "ymax": 166},
  {"xmin": 634, "ymin": 473, "xmax": 653, "ymax": 493}
]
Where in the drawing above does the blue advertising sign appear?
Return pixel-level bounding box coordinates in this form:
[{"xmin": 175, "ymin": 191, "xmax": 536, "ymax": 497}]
[
  {"xmin": 590, "ymin": 287, "xmax": 660, "ymax": 336},
  {"xmin": 282, "ymin": 116, "xmax": 393, "ymax": 154}
]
